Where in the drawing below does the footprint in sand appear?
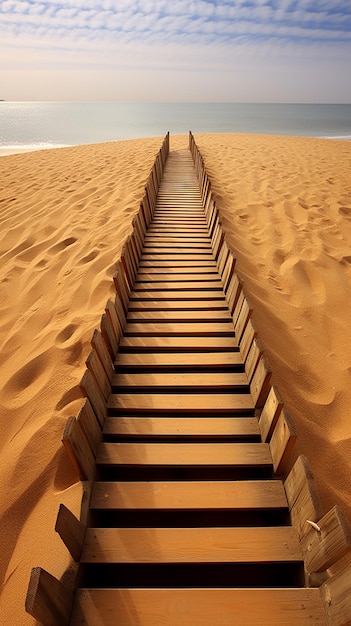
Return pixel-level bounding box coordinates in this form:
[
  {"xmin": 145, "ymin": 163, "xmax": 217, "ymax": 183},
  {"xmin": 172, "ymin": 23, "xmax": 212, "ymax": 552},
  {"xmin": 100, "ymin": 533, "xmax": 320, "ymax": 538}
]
[
  {"xmin": 48, "ymin": 237, "xmax": 77, "ymax": 255},
  {"xmin": 78, "ymin": 250, "xmax": 100, "ymax": 265},
  {"xmin": 338, "ymin": 207, "xmax": 351, "ymax": 219},
  {"xmin": 2, "ymin": 351, "xmax": 53, "ymax": 408},
  {"xmin": 55, "ymin": 323, "xmax": 79, "ymax": 345}
]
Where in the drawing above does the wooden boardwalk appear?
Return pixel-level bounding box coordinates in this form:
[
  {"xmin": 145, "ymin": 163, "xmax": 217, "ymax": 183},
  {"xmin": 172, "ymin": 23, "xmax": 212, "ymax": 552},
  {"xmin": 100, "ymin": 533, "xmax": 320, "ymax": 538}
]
[
  {"xmin": 26, "ymin": 138, "xmax": 351, "ymax": 625},
  {"xmin": 69, "ymin": 150, "xmax": 325, "ymax": 624}
]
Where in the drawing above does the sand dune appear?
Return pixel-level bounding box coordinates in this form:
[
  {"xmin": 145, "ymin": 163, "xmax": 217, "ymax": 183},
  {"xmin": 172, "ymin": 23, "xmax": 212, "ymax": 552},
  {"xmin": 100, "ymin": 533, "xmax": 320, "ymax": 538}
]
[
  {"xmin": 0, "ymin": 137, "xmax": 170, "ymax": 624},
  {"xmin": 1, "ymin": 133, "xmax": 351, "ymax": 623},
  {"xmin": 196, "ymin": 133, "xmax": 351, "ymax": 517}
]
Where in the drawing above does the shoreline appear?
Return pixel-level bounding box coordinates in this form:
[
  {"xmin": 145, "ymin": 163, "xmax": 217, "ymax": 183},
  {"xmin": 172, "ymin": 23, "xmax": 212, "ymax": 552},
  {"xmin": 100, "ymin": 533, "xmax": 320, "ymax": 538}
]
[
  {"xmin": 1, "ymin": 133, "xmax": 351, "ymax": 158},
  {"xmin": 1, "ymin": 133, "xmax": 351, "ymax": 624}
]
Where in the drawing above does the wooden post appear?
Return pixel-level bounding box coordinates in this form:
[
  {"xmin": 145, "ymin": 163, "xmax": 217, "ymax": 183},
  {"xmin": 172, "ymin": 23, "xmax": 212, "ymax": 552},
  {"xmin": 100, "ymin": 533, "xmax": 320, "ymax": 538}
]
[
  {"xmin": 239, "ymin": 318, "xmax": 257, "ymax": 363},
  {"xmin": 62, "ymin": 416, "xmax": 96, "ymax": 481},
  {"xmin": 80, "ymin": 369, "xmax": 106, "ymax": 427},
  {"xmin": 86, "ymin": 349, "xmax": 111, "ymax": 401},
  {"xmin": 77, "ymin": 399, "xmax": 102, "ymax": 456},
  {"xmin": 320, "ymin": 561, "xmax": 351, "ymax": 624},
  {"xmin": 25, "ymin": 567, "xmax": 73, "ymax": 626},
  {"xmin": 250, "ymin": 355, "xmax": 272, "ymax": 408},
  {"xmin": 303, "ymin": 506, "xmax": 351, "ymax": 574},
  {"xmin": 91, "ymin": 329, "xmax": 114, "ymax": 381},
  {"xmin": 259, "ymin": 385, "xmax": 284, "ymax": 442},
  {"xmin": 101, "ymin": 312, "xmax": 118, "ymax": 358},
  {"xmin": 55, "ymin": 504, "xmax": 86, "ymax": 562},
  {"xmin": 269, "ymin": 409, "xmax": 297, "ymax": 475}
]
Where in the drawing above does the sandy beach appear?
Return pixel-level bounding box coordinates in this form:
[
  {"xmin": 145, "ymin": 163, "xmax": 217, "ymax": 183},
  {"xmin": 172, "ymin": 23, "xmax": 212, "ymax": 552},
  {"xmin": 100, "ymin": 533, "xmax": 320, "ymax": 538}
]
[{"xmin": 1, "ymin": 133, "xmax": 351, "ymax": 624}]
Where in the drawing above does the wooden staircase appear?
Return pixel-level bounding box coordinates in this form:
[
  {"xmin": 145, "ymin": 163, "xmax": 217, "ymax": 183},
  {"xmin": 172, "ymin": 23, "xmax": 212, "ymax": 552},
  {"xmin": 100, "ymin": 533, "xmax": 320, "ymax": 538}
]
[
  {"xmin": 68, "ymin": 149, "xmax": 326, "ymax": 624},
  {"xmin": 26, "ymin": 137, "xmax": 351, "ymax": 625}
]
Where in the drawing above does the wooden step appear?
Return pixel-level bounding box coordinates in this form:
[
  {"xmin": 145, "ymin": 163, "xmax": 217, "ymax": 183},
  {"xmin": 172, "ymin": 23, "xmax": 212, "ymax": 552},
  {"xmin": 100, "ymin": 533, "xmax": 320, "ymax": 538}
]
[
  {"xmin": 90, "ymin": 480, "xmax": 287, "ymax": 511},
  {"xmin": 139, "ymin": 260, "xmax": 217, "ymax": 267},
  {"xmin": 111, "ymin": 372, "xmax": 249, "ymax": 390},
  {"xmin": 107, "ymin": 392, "xmax": 253, "ymax": 414},
  {"xmin": 119, "ymin": 336, "xmax": 238, "ymax": 351},
  {"xmin": 123, "ymin": 322, "xmax": 235, "ymax": 336},
  {"xmin": 114, "ymin": 352, "xmax": 243, "ymax": 370},
  {"xmin": 71, "ymin": 588, "xmax": 327, "ymax": 625},
  {"xmin": 134, "ymin": 274, "xmax": 220, "ymax": 283},
  {"xmin": 129, "ymin": 290, "xmax": 225, "ymax": 300},
  {"xmin": 103, "ymin": 416, "xmax": 260, "ymax": 438},
  {"xmin": 143, "ymin": 239, "xmax": 211, "ymax": 246},
  {"xmin": 126, "ymin": 310, "xmax": 232, "ymax": 321},
  {"xmin": 133, "ymin": 281, "xmax": 223, "ymax": 290},
  {"xmin": 136, "ymin": 267, "xmax": 218, "ymax": 274},
  {"xmin": 81, "ymin": 526, "xmax": 302, "ymax": 564},
  {"xmin": 140, "ymin": 255, "xmax": 214, "ymax": 262},
  {"xmin": 96, "ymin": 443, "xmax": 271, "ymax": 467},
  {"xmin": 128, "ymin": 300, "xmax": 228, "ymax": 311}
]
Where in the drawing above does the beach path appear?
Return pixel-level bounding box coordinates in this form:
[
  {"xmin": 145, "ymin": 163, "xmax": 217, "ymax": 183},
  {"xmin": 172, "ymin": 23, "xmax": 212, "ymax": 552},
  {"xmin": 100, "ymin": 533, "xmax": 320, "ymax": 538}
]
[{"xmin": 27, "ymin": 146, "xmax": 329, "ymax": 624}]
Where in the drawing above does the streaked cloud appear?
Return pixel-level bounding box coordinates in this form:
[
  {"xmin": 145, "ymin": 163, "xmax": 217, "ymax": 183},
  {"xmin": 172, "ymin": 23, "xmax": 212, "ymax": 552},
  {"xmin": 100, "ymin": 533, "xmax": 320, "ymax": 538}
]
[{"xmin": 1, "ymin": 0, "xmax": 350, "ymax": 100}]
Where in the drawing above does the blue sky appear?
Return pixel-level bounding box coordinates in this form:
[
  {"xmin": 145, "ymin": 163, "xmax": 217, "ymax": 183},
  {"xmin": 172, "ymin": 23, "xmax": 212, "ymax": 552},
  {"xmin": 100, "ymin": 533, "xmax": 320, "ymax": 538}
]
[{"xmin": 1, "ymin": 0, "xmax": 351, "ymax": 101}]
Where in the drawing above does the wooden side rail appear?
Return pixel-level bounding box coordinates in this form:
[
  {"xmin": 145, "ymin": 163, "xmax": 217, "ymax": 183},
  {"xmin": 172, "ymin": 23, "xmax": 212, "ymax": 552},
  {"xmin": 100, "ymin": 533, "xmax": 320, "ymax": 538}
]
[{"xmin": 188, "ymin": 130, "xmax": 351, "ymax": 624}]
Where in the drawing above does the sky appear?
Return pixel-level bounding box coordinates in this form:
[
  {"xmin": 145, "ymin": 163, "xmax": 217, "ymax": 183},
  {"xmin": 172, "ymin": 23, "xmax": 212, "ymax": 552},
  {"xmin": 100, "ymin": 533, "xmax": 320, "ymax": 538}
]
[{"xmin": 1, "ymin": 0, "xmax": 351, "ymax": 102}]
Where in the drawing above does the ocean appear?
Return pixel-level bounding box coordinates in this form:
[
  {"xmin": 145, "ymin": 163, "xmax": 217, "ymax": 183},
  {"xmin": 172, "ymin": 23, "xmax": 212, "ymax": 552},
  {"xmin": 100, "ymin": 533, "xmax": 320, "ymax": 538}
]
[{"xmin": 0, "ymin": 102, "xmax": 351, "ymax": 153}]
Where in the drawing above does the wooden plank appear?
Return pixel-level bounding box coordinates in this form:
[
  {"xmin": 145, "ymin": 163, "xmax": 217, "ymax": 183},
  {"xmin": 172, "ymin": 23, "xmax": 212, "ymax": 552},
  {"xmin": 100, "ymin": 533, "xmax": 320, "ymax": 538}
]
[
  {"xmin": 100, "ymin": 312, "xmax": 118, "ymax": 358},
  {"xmin": 250, "ymin": 355, "xmax": 272, "ymax": 408},
  {"xmin": 71, "ymin": 588, "xmax": 327, "ymax": 626},
  {"xmin": 114, "ymin": 352, "xmax": 243, "ymax": 369},
  {"xmin": 103, "ymin": 416, "xmax": 260, "ymax": 438},
  {"xmin": 123, "ymin": 322, "xmax": 235, "ymax": 337},
  {"xmin": 143, "ymin": 239, "xmax": 211, "ymax": 247},
  {"xmin": 62, "ymin": 417, "xmax": 96, "ymax": 481},
  {"xmin": 108, "ymin": 392, "xmax": 253, "ymax": 414},
  {"xmin": 129, "ymin": 290, "xmax": 225, "ymax": 300},
  {"xmin": 80, "ymin": 369, "xmax": 106, "ymax": 427},
  {"xmin": 113, "ymin": 268, "xmax": 129, "ymax": 314},
  {"xmin": 245, "ymin": 338, "xmax": 263, "ymax": 381},
  {"xmin": 141, "ymin": 254, "xmax": 214, "ymax": 262},
  {"xmin": 25, "ymin": 567, "xmax": 73, "ymax": 626},
  {"xmin": 139, "ymin": 260, "xmax": 216, "ymax": 267},
  {"xmin": 134, "ymin": 274, "xmax": 219, "ymax": 283},
  {"xmin": 284, "ymin": 455, "xmax": 314, "ymax": 510},
  {"xmin": 55, "ymin": 504, "xmax": 86, "ymax": 562},
  {"xmin": 86, "ymin": 349, "xmax": 111, "ymax": 401},
  {"xmin": 226, "ymin": 272, "xmax": 242, "ymax": 314},
  {"xmin": 269, "ymin": 409, "xmax": 297, "ymax": 475},
  {"xmin": 91, "ymin": 480, "xmax": 288, "ymax": 511},
  {"xmin": 119, "ymin": 336, "xmax": 238, "ymax": 351},
  {"xmin": 133, "ymin": 281, "xmax": 223, "ymax": 290},
  {"xmin": 303, "ymin": 505, "xmax": 351, "ymax": 574},
  {"xmin": 289, "ymin": 479, "xmax": 323, "ymax": 538},
  {"xmin": 106, "ymin": 299, "xmax": 123, "ymax": 343},
  {"xmin": 320, "ymin": 561, "xmax": 351, "ymax": 625},
  {"xmin": 96, "ymin": 442, "xmax": 271, "ymax": 467},
  {"xmin": 137, "ymin": 267, "xmax": 218, "ymax": 274},
  {"xmin": 235, "ymin": 297, "xmax": 252, "ymax": 343},
  {"xmin": 259, "ymin": 385, "xmax": 284, "ymax": 443},
  {"xmin": 111, "ymin": 372, "xmax": 249, "ymax": 390},
  {"xmin": 81, "ymin": 526, "xmax": 302, "ymax": 564},
  {"xmin": 128, "ymin": 300, "xmax": 228, "ymax": 311},
  {"xmin": 77, "ymin": 399, "xmax": 102, "ymax": 456},
  {"xmin": 141, "ymin": 248, "xmax": 213, "ymax": 256},
  {"xmin": 239, "ymin": 318, "xmax": 257, "ymax": 361},
  {"xmin": 91, "ymin": 329, "xmax": 114, "ymax": 381},
  {"xmin": 126, "ymin": 310, "xmax": 232, "ymax": 321}
]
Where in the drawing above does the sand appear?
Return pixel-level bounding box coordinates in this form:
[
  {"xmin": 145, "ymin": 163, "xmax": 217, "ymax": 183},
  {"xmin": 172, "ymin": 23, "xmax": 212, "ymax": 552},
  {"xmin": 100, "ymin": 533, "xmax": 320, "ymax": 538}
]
[{"xmin": 1, "ymin": 133, "xmax": 351, "ymax": 623}]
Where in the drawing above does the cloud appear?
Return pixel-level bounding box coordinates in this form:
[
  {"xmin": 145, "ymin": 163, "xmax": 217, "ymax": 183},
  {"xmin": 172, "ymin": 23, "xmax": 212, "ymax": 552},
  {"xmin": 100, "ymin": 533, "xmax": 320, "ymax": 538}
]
[{"xmin": 1, "ymin": 0, "xmax": 350, "ymax": 100}]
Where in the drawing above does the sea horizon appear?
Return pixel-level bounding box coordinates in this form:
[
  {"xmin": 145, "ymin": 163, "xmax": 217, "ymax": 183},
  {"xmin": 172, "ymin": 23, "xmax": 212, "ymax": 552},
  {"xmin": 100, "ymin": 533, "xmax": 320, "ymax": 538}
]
[{"xmin": 1, "ymin": 102, "xmax": 351, "ymax": 153}]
